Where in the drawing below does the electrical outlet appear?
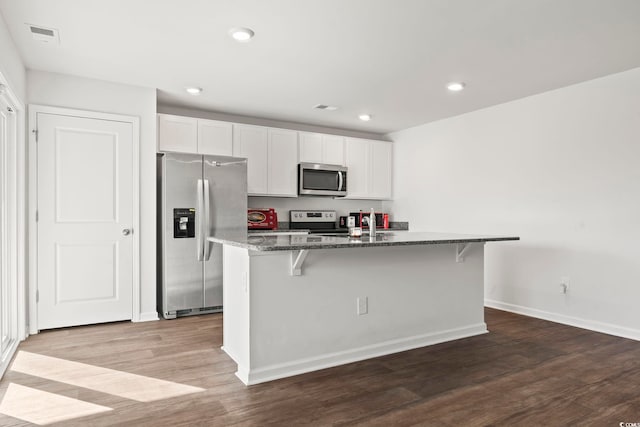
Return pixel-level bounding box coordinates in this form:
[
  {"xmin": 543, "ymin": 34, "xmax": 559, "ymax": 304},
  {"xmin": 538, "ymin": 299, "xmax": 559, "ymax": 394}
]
[
  {"xmin": 560, "ymin": 276, "xmax": 570, "ymax": 294},
  {"xmin": 357, "ymin": 296, "xmax": 368, "ymax": 315}
]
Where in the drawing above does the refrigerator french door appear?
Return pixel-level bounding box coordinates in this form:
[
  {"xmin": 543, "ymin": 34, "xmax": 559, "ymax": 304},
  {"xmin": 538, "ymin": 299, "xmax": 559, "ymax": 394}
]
[{"xmin": 159, "ymin": 153, "xmax": 247, "ymax": 319}]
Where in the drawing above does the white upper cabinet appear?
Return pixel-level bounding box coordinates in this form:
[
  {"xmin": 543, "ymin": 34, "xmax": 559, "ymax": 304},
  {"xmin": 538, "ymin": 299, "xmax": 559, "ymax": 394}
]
[
  {"xmin": 233, "ymin": 124, "xmax": 269, "ymax": 195},
  {"xmin": 268, "ymin": 128, "xmax": 298, "ymax": 197},
  {"xmin": 344, "ymin": 138, "xmax": 370, "ymax": 198},
  {"xmin": 158, "ymin": 114, "xmax": 392, "ymax": 199},
  {"xmin": 158, "ymin": 114, "xmax": 198, "ymax": 153},
  {"xmin": 197, "ymin": 119, "xmax": 233, "ymax": 155},
  {"xmin": 345, "ymin": 138, "xmax": 393, "ymax": 200},
  {"xmin": 233, "ymin": 124, "xmax": 298, "ymax": 197},
  {"xmin": 299, "ymin": 132, "xmax": 345, "ymax": 166},
  {"xmin": 370, "ymin": 140, "xmax": 393, "ymax": 199},
  {"xmin": 323, "ymin": 134, "xmax": 345, "ymax": 166},
  {"xmin": 158, "ymin": 114, "xmax": 233, "ymax": 156}
]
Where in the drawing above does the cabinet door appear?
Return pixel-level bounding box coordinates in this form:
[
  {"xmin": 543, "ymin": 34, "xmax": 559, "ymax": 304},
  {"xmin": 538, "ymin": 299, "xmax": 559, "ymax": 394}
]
[
  {"xmin": 345, "ymin": 137, "xmax": 370, "ymax": 198},
  {"xmin": 198, "ymin": 119, "xmax": 232, "ymax": 156},
  {"xmin": 299, "ymin": 132, "xmax": 323, "ymax": 163},
  {"xmin": 268, "ymin": 129, "xmax": 298, "ymax": 197},
  {"xmin": 323, "ymin": 134, "xmax": 345, "ymax": 166},
  {"xmin": 233, "ymin": 124, "xmax": 268, "ymax": 195},
  {"xmin": 158, "ymin": 114, "xmax": 197, "ymax": 153},
  {"xmin": 370, "ymin": 140, "xmax": 393, "ymax": 199}
]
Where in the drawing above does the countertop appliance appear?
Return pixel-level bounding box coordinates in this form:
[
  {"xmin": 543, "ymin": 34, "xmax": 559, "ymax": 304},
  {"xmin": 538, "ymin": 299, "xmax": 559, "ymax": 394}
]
[
  {"xmin": 158, "ymin": 153, "xmax": 247, "ymax": 319},
  {"xmin": 350, "ymin": 211, "xmax": 388, "ymax": 229},
  {"xmin": 248, "ymin": 208, "xmax": 278, "ymax": 230},
  {"xmin": 289, "ymin": 210, "xmax": 348, "ymax": 234},
  {"xmin": 298, "ymin": 163, "xmax": 347, "ymax": 197}
]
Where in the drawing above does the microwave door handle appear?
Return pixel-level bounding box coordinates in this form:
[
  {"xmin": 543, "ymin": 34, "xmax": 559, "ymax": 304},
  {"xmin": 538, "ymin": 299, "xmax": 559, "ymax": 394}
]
[
  {"xmin": 337, "ymin": 171, "xmax": 343, "ymax": 191},
  {"xmin": 203, "ymin": 179, "xmax": 212, "ymax": 260},
  {"xmin": 196, "ymin": 179, "xmax": 204, "ymax": 261}
]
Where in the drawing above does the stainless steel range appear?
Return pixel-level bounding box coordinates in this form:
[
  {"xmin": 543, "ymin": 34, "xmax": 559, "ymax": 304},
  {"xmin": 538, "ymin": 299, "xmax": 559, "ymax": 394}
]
[{"xmin": 289, "ymin": 210, "xmax": 348, "ymax": 234}]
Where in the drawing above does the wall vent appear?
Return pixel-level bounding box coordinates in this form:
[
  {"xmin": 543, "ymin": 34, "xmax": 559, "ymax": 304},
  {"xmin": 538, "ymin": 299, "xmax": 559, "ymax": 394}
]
[
  {"xmin": 313, "ymin": 104, "xmax": 338, "ymax": 111},
  {"xmin": 27, "ymin": 24, "xmax": 60, "ymax": 45}
]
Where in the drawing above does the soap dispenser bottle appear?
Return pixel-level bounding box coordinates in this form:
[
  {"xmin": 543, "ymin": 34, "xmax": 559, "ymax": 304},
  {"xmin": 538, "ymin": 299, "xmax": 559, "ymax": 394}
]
[{"xmin": 369, "ymin": 208, "xmax": 376, "ymax": 237}]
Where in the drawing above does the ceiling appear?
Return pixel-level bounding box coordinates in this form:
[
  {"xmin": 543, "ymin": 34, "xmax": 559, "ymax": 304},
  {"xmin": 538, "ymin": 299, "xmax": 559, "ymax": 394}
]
[{"xmin": 1, "ymin": 0, "xmax": 640, "ymax": 135}]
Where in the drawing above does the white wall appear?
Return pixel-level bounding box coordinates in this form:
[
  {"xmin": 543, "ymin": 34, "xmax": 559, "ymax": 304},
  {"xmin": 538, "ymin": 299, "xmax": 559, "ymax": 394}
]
[
  {"xmin": 387, "ymin": 67, "xmax": 640, "ymax": 339},
  {"xmin": 28, "ymin": 70, "xmax": 158, "ymax": 321},
  {"xmin": 0, "ymin": 12, "xmax": 25, "ymax": 102}
]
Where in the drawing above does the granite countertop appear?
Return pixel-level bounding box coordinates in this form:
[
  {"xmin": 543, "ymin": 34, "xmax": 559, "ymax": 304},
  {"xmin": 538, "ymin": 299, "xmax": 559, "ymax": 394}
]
[
  {"xmin": 209, "ymin": 231, "xmax": 519, "ymax": 252},
  {"xmin": 247, "ymin": 227, "xmax": 408, "ymax": 235}
]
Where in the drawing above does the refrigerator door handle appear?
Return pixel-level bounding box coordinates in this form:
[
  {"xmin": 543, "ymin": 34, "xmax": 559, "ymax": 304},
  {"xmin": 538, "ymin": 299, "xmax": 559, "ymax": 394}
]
[
  {"xmin": 196, "ymin": 178, "xmax": 204, "ymax": 261},
  {"xmin": 203, "ymin": 179, "xmax": 212, "ymax": 260}
]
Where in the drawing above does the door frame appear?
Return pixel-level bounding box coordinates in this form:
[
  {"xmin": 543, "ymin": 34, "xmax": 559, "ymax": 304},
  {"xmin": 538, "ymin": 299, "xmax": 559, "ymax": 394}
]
[
  {"xmin": 28, "ymin": 105, "xmax": 141, "ymax": 334},
  {"xmin": 0, "ymin": 73, "xmax": 26, "ymax": 378}
]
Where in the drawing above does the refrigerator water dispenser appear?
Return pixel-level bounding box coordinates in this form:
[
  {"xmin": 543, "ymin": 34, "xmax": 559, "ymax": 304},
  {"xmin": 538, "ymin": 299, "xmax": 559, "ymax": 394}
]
[{"xmin": 173, "ymin": 208, "xmax": 195, "ymax": 238}]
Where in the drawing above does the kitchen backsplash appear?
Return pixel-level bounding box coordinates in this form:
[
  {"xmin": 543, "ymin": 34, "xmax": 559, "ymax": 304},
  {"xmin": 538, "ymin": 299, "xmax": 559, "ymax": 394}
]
[{"xmin": 248, "ymin": 196, "xmax": 384, "ymax": 221}]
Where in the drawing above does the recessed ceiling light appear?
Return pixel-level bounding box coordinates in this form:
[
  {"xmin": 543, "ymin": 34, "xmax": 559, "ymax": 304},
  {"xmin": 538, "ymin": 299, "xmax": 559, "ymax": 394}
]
[
  {"xmin": 358, "ymin": 114, "xmax": 372, "ymax": 122},
  {"xmin": 229, "ymin": 27, "xmax": 255, "ymax": 42},
  {"xmin": 447, "ymin": 82, "xmax": 466, "ymax": 92},
  {"xmin": 185, "ymin": 87, "xmax": 203, "ymax": 95}
]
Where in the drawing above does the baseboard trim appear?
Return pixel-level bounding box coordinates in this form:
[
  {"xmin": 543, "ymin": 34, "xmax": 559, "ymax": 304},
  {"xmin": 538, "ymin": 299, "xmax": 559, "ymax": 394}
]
[
  {"xmin": 485, "ymin": 299, "xmax": 640, "ymax": 341},
  {"xmin": 0, "ymin": 340, "xmax": 19, "ymax": 379},
  {"xmin": 135, "ymin": 311, "xmax": 159, "ymax": 322},
  {"xmin": 238, "ymin": 323, "xmax": 488, "ymax": 385}
]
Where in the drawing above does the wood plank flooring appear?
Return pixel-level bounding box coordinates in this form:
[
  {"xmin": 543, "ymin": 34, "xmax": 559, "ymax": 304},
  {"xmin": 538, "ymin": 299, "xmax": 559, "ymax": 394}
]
[{"xmin": 1, "ymin": 308, "xmax": 638, "ymax": 426}]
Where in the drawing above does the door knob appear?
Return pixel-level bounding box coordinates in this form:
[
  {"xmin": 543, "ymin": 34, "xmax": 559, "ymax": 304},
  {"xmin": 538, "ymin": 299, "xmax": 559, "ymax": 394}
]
[{"xmin": 122, "ymin": 228, "xmax": 131, "ymax": 236}]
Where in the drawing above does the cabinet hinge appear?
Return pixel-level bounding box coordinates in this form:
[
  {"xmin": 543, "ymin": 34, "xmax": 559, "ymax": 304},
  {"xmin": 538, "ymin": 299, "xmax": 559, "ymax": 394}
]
[
  {"xmin": 36, "ymin": 289, "xmax": 39, "ymax": 303},
  {"xmin": 32, "ymin": 129, "xmax": 38, "ymax": 142},
  {"xmin": 35, "ymin": 210, "xmax": 39, "ymax": 222}
]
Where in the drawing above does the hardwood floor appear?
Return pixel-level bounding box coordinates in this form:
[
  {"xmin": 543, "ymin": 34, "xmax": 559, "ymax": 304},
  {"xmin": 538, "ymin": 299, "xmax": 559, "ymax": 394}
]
[{"xmin": 1, "ymin": 308, "xmax": 638, "ymax": 426}]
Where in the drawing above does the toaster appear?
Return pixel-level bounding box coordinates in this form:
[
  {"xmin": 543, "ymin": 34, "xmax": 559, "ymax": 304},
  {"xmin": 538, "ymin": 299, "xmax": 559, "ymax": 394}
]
[{"xmin": 248, "ymin": 208, "xmax": 278, "ymax": 230}]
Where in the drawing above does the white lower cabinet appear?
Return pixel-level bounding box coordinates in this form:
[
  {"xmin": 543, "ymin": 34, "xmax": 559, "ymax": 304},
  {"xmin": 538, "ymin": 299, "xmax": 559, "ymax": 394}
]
[
  {"xmin": 345, "ymin": 138, "xmax": 393, "ymax": 200},
  {"xmin": 233, "ymin": 124, "xmax": 298, "ymax": 197}
]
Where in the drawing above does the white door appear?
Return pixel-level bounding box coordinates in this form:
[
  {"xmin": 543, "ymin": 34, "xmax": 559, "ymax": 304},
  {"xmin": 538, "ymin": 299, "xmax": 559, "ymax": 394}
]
[{"xmin": 36, "ymin": 112, "xmax": 134, "ymax": 330}]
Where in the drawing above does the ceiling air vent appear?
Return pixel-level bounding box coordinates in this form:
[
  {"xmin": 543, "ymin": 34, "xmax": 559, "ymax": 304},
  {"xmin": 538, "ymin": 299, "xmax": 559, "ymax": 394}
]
[
  {"xmin": 313, "ymin": 104, "xmax": 338, "ymax": 111},
  {"xmin": 27, "ymin": 24, "xmax": 60, "ymax": 45}
]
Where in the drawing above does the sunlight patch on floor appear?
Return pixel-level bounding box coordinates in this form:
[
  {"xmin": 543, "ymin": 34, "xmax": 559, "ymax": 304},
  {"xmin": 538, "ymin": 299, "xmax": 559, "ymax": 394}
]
[
  {"xmin": 10, "ymin": 351, "xmax": 205, "ymax": 402},
  {"xmin": 0, "ymin": 383, "xmax": 112, "ymax": 425}
]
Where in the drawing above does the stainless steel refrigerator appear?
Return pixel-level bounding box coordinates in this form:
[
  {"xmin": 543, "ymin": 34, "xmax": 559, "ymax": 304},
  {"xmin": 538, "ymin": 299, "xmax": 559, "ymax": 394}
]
[{"xmin": 158, "ymin": 153, "xmax": 247, "ymax": 319}]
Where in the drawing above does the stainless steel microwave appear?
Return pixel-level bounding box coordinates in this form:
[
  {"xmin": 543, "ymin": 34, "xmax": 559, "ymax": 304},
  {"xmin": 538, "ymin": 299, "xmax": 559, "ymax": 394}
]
[{"xmin": 298, "ymin": 163, "xmax": 347, "ymax": 197}]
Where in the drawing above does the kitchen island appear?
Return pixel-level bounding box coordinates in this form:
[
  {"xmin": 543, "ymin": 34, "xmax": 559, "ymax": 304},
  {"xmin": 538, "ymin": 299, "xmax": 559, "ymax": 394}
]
[{"xmin": 209, "ymin": 231, "xmax": 519, "ymax": 385}]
